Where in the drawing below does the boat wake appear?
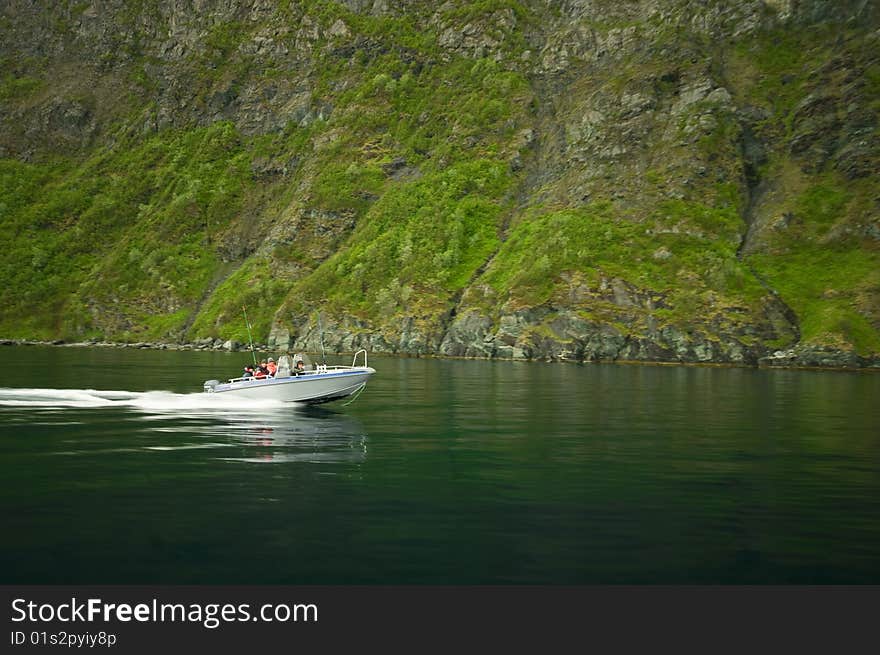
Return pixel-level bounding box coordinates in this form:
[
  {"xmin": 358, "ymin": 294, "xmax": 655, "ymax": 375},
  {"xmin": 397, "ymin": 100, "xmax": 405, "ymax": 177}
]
[
  {"xmin": 0, "ymin": 388, "xmax": 367, "ymax": 464},
  {"xmin": 0, "ymin": 388, "xmax": 286, "ymax": 412}
]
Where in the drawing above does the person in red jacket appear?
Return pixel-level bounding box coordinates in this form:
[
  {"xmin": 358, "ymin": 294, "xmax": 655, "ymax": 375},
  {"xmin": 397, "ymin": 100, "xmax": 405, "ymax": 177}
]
[{"xmin": 266, "ymin": 357, "xmax": 277, "ymax": 377}]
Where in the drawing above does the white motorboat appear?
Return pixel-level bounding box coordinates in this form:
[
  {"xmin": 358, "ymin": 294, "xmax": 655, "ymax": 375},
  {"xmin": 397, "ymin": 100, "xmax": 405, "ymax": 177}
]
[{"xmin": 203, "ymin": 350, "xmax": 375, "ymax": 405}]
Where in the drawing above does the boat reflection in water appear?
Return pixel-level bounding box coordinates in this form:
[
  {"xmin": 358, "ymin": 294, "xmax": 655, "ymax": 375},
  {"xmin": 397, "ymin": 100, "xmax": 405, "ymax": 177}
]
[
  {"xmin": 213, "ymin": 405, "xmax": 368, "ymax": 464},
  {"xmin": 141, "ymin": 402, "xmax": 368, "ymax": 465},
  {"xmin": 0, "ymin": 386, "xmax": 368, "ymax": 465}
]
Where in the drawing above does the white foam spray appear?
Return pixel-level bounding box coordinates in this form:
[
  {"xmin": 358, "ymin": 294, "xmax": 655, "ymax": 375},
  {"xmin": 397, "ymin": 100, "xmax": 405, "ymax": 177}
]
[{"xmin": 0, "ymin": 388, "xmax": 285, "ymax": 413}]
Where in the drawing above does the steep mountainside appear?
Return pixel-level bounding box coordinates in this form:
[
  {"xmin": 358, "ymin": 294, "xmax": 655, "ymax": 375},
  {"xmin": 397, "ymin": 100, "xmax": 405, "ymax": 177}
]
[{"xmin": 1, "ymin": 0, "xmax": 878, "ymax": 367}]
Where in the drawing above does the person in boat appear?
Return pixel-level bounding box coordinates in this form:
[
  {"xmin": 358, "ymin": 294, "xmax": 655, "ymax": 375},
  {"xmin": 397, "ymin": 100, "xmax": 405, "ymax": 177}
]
[
  {"xmin": 255, "ymin": 361, "xmax": 269, "ymax": 379},
  {"xmin": 266, "ymin": 357, "xmax": 277, "ymax": 377},
  {"xmin": 276, "ymin": 352, "xmax": 293, "ymax": 377},
  {"xmin": 294, "ymin": 359, "xmax": 306, "ymax": 376},
  {"xmin": 242, "ymin": 365, "xmax": 254, "ymax": 379}
]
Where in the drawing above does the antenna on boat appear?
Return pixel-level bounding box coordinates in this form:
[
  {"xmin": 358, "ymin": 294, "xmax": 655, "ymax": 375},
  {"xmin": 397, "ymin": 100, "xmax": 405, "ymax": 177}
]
[
  {"xmin": 242, "ymin": 305, "xmax": 258, "ymax": 367},
  {"xmin": 317, "ymin": 311, "xmax": 326, "ymax": 365}
]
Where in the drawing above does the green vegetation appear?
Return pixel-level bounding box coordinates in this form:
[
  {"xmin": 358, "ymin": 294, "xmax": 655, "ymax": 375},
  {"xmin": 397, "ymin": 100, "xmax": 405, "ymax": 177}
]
[
  {"xmin": 747, "ymin": 180, "xmax": 880, "ymax": 355},
  {"xmin": 478, "ymin": 198, "xmax": 765, "ymax": 327},
  {"xmin": 0, "ymin": 121, "xmax": 255, "ymax": 339},
  {"xmin": 751, "ymin": 246, "xmax": 880, "ymax": 354},
  {"xmin": 725, "ymin": 24, "xmax": 880, "ymax": 357},
  {"xmin": 282, "ymin": 159, "xmax": 512, "ymax": 322},
  {"xmin": 189, "ymin": 258, "xmax": 293, "ymax": 342},
  {"xmin": 0, "ymin": 73, "xmax": 43, "ymax": 102},
  {"xmin": 0, "ymin": 2, "xmax": 877, "ymax": 361},
  {"xmin": 731, "ymin": 28, "xmax": 823, "ymax": 133}
]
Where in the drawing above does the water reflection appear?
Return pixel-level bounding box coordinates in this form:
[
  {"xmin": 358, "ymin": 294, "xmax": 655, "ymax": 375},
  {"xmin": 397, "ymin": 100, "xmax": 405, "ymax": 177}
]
[
  {"xmin": 210, "ymin": 406, "xmax": 368, "ymax": 465},
  {"xmin": 3, "ymin": 350, "xmax": 879, "ymax": 584},
  {"xmin": 0, "ymin": 387, "xmax": 368, "ymax": 466},
  {"xmin": 132, "ymin": 403, "xmax": 368, "ymax": 465}
]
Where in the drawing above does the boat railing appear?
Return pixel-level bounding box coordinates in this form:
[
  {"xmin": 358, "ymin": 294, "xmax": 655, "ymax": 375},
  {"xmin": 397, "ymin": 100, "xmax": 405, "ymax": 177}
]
[
  {"xmin": 309, "ymin": 350, "xmax": 369, "ymax": 372},
  {"xmin": 315, "ymin": 350, "xmax": 368, "ymax": 371},
  {"xmin": 352, "ymin": 349, "xmax": 368, "ymax": 368},
  {"xmin": 224, "ymin": 351, "xmax": 369, "ymax": 383},
  {"xmin": 226, "ymin": 375, "xmax": 271, "ymax": 383}
]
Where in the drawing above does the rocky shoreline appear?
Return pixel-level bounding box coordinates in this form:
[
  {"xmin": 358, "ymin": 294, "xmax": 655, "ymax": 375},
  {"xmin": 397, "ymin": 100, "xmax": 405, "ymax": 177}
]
[
  {"xmin": 2, "ymin": 337, "xmax": 877, "ymax": 371},
  {"xmin": 0, "ymin": 337, "xmax": 260, "ymax": 353}
]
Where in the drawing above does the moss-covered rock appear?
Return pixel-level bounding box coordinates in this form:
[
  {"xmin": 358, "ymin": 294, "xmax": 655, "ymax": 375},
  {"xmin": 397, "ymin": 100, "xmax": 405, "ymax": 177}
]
[{"xmin": 0, "ymin": 1, "xmax": 877, "ymax": 367}]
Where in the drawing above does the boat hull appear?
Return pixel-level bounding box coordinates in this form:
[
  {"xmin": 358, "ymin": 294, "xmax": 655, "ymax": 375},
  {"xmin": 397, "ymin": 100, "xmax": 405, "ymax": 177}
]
[{"xmin": 206, "ymin": 368, "xmax": 375, "ymax": 404}]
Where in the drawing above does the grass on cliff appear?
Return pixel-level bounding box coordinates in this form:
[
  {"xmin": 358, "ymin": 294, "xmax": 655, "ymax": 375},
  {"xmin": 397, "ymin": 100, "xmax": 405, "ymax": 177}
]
[
  {"xmin": 478, "ymin": 198, "xmax": 765, "ymax": 325},
  {"xmin": 279, "ymin": 159, "xmax": 512, "ymax": 325},
  {"xmin": 316, "ymin": 53, "xmax": 531, "ymax": 176},
  {"xmin": 8, "ymin": 0, "xmax": 875, "ymax": 359},
  {"xmin": 0, "ymin": 71, "xmax": 43, "ymax": 102},
  {"xmin": 188, "ymin": 257, "xmax": 293, "ymax": 343},
  {"xmin": 747, "ymin": 180, "xmax": 880, "ymax": 355},
  {"xmin": 0, "ymin": 121, "xmax": 255, "ymax": 339},
  {"xmin": 730, "ymin": 24, "xmax": 880, "ymax": 355},
  {"xmin": 2, "ymin": 4, "xmax": 535, "ymax": 343},
  {"xmin": 187, "ymin": 27, "xmax": 534, "ymax": 337}
]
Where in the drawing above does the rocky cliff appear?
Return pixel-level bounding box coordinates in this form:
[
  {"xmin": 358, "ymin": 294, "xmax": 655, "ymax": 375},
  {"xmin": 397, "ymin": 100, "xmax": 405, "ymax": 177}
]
[{"xmin": 1, "ymin": 0, "xmax": 878, "ymax": 368}]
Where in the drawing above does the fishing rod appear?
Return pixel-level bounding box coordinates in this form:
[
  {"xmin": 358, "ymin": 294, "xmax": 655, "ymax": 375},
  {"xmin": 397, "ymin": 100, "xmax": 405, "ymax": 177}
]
[
  {"xmin": 242, "ymin": 305, "xmax": 258, "ymax": 367},
  {"xmin": 316, "ymin": 310, "xmax": 326, "ymax": 366}
]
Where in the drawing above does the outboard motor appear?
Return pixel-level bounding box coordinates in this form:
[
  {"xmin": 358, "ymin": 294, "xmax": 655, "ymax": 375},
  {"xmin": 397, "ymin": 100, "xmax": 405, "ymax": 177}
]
[{"xmin": 203, "ymin": 379, "xmax": 220, "ymax": 393}]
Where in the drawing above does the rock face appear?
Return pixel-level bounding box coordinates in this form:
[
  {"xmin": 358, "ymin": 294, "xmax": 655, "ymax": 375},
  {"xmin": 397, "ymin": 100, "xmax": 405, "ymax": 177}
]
[
  {"xmin": 437, "ymin": 291, "xmax": 798, "ymax": 365},
  {"xmin": 758, "ymin": 346, "xmax": 877, "ymax": 369},
  {"xmin": 1, "ymin": 1, "xmax": 878, "ymax": 369}
]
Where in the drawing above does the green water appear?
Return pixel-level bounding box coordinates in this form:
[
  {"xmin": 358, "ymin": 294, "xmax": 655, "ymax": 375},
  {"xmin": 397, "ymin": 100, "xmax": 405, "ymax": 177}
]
[{"xmin": 0, "ymin": 345, "xmax": 878, "ymax": 583}]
